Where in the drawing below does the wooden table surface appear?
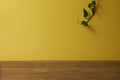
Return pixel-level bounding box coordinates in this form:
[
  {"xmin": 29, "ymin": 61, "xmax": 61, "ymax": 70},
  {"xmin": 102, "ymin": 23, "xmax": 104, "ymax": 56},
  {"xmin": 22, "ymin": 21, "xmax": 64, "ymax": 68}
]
[{"xmin": 0, "ymin": 61, "xmax": 120, "ymax": 80}]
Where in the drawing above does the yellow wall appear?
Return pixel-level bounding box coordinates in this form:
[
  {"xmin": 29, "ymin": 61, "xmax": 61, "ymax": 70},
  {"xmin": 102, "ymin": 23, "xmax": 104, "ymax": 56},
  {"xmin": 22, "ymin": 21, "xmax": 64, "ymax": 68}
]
[{"xmin": 0, "ymin": 0, "xmax": 120, "ymax": 60}]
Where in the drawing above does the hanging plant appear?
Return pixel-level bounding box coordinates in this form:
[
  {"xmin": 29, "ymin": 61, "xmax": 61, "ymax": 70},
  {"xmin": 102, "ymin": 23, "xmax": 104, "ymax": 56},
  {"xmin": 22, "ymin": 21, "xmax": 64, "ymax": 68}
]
[{"xmin": 80, "ymin": 0, "xmax": 96, "ymax": 27}]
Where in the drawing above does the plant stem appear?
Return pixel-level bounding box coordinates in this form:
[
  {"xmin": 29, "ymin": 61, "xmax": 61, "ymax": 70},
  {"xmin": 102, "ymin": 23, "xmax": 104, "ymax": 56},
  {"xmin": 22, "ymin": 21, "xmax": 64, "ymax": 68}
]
[
  {"xmin": 87, "ymin": 8, "xmax": 95, "ymax": 23},
  {"xmin": 87, "ymin": 14, "xmax": 94, "ymax": 23}
]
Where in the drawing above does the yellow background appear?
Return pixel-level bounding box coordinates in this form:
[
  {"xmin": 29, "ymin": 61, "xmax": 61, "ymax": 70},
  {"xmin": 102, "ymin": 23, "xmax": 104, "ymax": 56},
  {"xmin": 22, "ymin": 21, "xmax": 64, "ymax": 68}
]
[{"xmin": 0, "ymin": 0, "xmax": 120, "ymax": 60}]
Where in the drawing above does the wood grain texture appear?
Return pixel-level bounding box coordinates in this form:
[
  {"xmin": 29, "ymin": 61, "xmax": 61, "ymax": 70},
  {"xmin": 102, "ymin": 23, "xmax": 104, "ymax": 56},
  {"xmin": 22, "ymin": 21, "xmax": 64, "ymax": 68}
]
[{"xmin": 0, "ymin": 61, "xmax": 120, "ymax": 80}]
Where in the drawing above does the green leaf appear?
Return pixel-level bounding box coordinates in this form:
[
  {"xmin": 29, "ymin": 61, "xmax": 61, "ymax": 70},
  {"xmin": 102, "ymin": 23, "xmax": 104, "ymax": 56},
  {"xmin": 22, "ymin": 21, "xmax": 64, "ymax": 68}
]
[
  {"xmin": 92, "ymin": 0, "xmax": 96, "ymax": 6},
  {"xmin": 81, "ymin": 21, "xmax": 88, "ymax": 26},
  {"xmin": 88, "ymin": 0, "xmax": 96, "ymax": 9},
  {"xmin": 88, "ymin": 3, "xmax": 95, "ymax": 9},
  {"xmin": 83, "ymin": 8, "xmax": 88, "ymax": 18}
]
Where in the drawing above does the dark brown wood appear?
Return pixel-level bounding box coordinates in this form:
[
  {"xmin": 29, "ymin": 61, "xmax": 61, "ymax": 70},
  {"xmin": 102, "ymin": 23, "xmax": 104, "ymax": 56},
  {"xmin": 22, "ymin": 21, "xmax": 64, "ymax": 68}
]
[{"xmin": 0, "ymin": 61, "xmax": 120, "ymax": 80}]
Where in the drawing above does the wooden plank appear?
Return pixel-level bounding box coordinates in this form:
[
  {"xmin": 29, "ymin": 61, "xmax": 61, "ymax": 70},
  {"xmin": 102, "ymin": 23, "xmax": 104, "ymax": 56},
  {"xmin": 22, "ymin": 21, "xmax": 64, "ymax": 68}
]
[{"xmin": 0, "ymin": 61, "xmax": 120, "ymax": 80}]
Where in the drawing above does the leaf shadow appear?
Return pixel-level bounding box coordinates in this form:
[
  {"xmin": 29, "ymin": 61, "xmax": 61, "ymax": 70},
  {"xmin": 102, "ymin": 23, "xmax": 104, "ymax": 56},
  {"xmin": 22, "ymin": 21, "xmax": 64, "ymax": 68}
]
[
  {"xmin": 87, "ymin": 25, "xmax": 96, "ymax": 34},
  {"xmin": 95, "ymin": 0, "xmax": 103, "ymax": 18}
]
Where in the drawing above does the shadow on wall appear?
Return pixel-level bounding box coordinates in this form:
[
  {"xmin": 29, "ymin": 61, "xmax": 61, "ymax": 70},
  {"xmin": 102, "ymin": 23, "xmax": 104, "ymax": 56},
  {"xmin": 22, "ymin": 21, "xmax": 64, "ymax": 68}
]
[{"xmin": 96, "ymin": 0, "xmax": 103, "ymax": 18}]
